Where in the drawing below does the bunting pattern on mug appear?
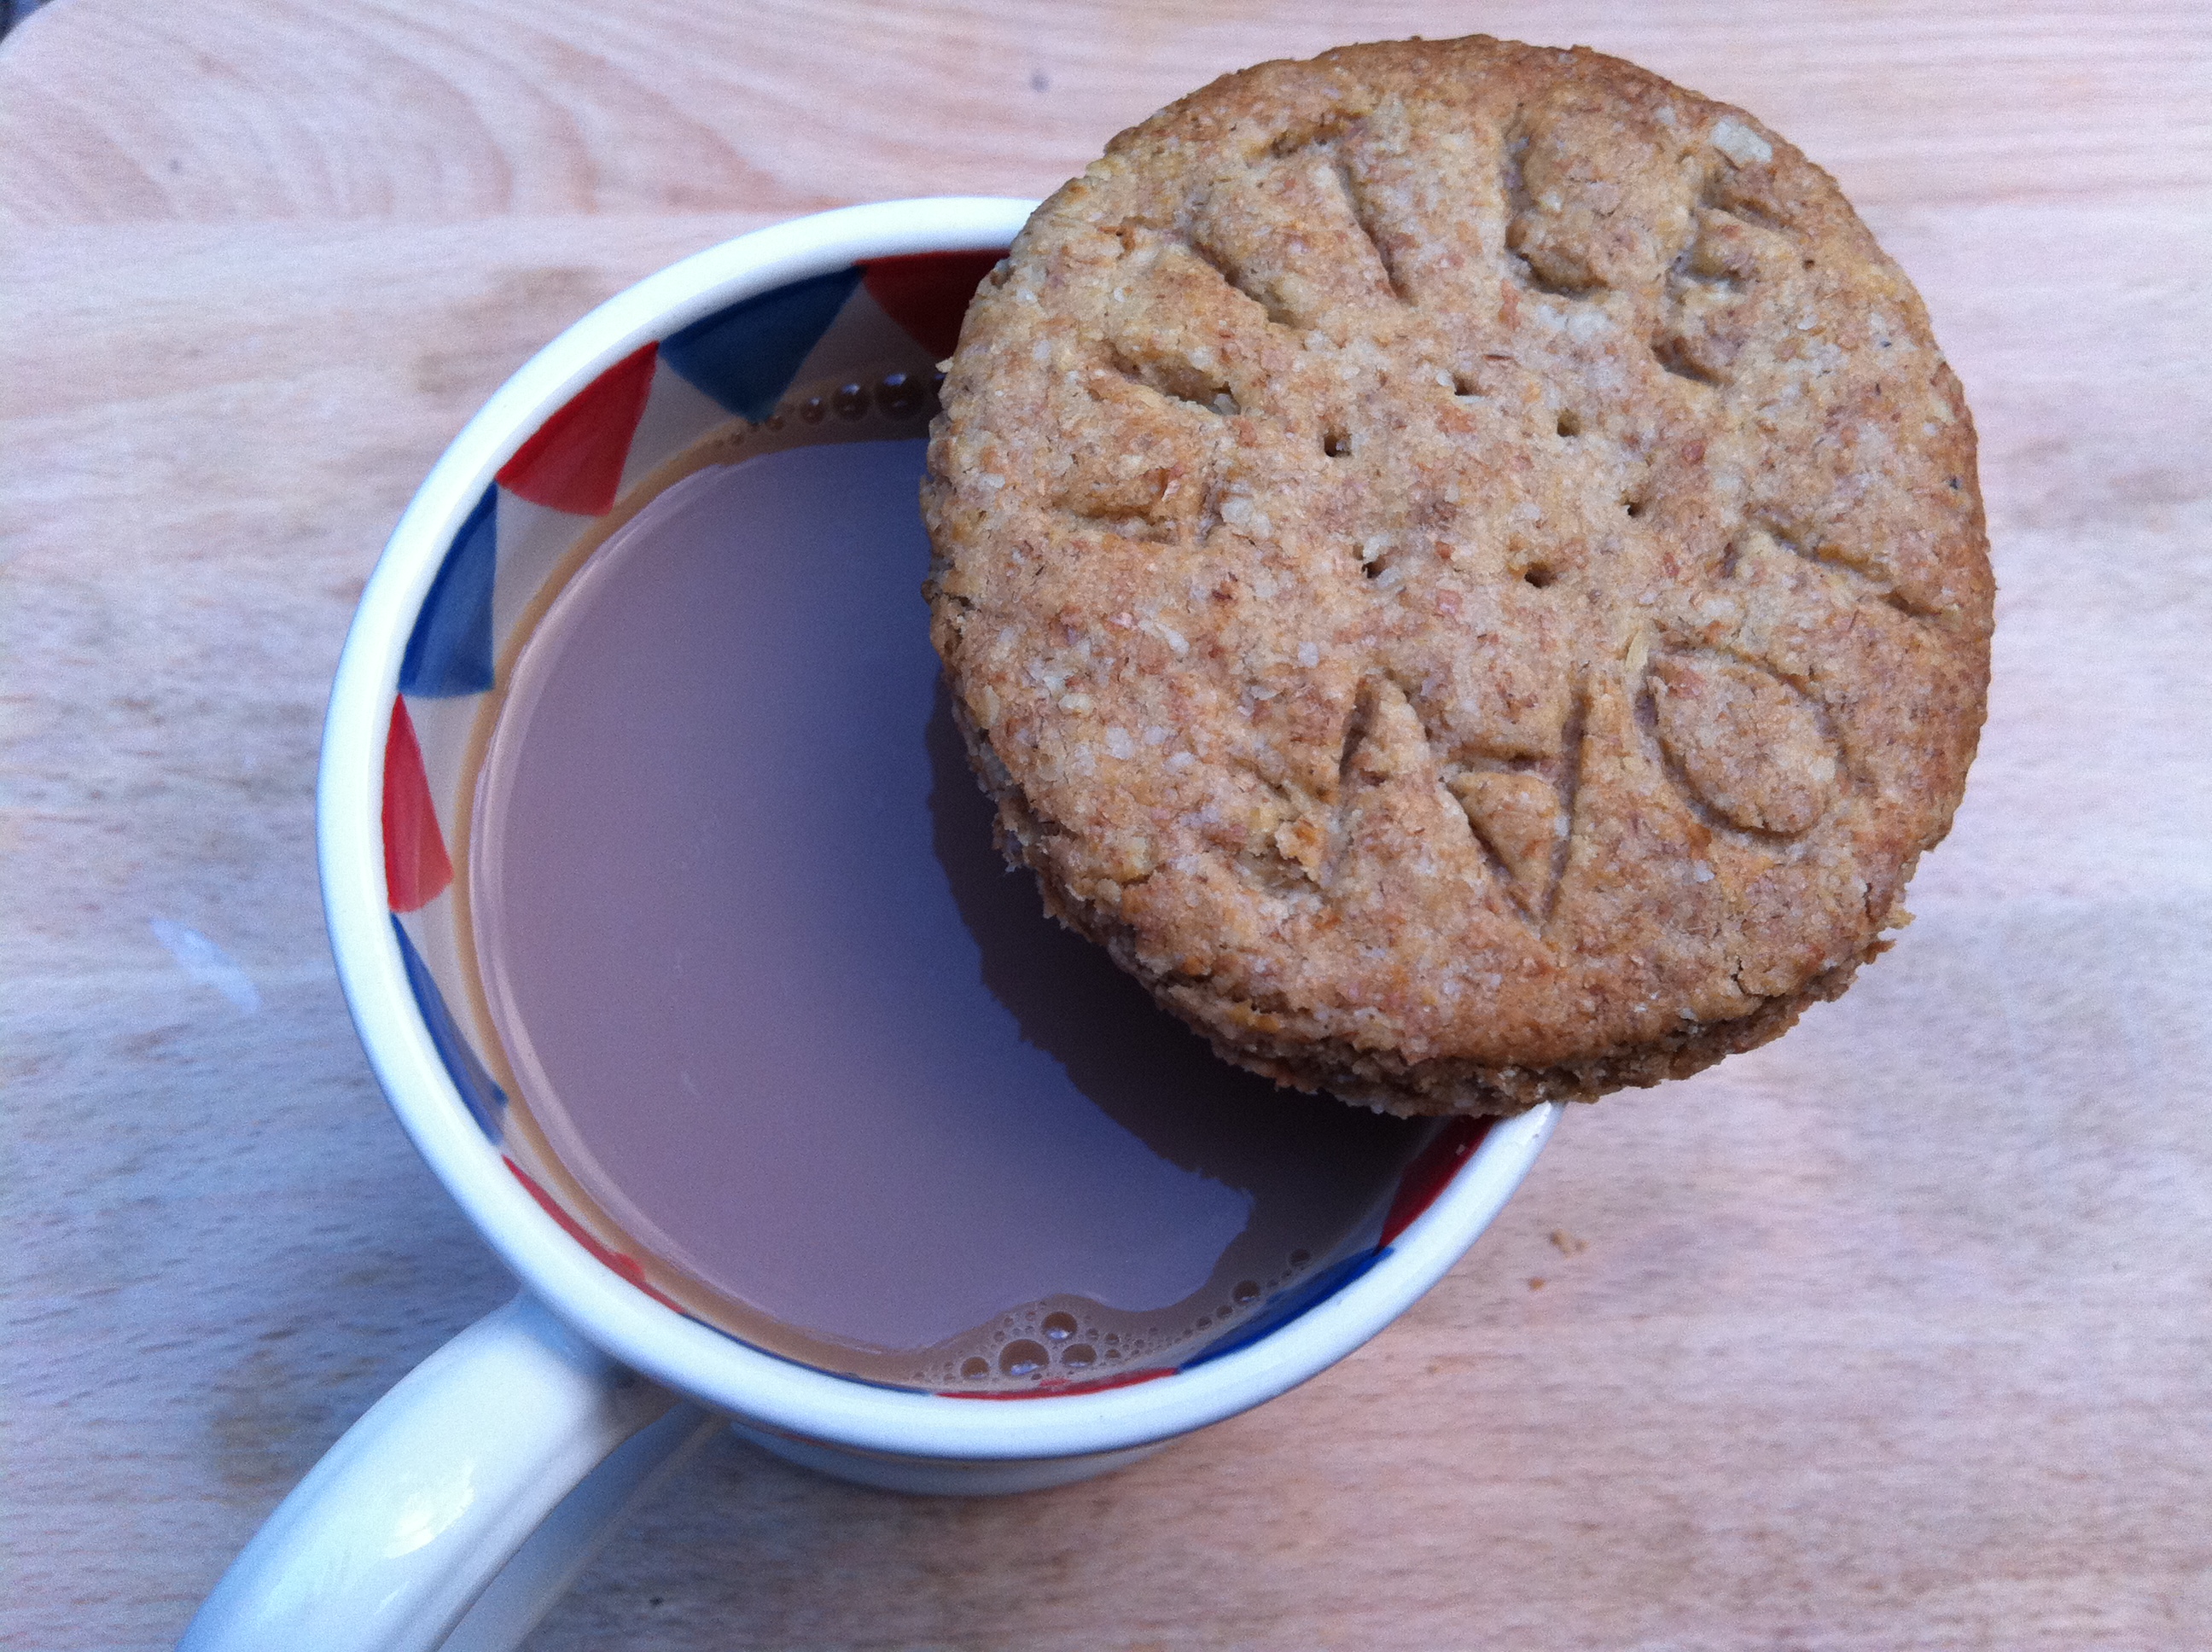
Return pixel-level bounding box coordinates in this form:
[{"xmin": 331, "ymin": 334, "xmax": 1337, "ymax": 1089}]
[{"xmin": 383, "ymin": 255, "xmax": 998, "ymax": 1170}]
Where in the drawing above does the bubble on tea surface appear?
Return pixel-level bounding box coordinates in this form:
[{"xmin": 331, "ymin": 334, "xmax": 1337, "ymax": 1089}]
[
  {"xmin": 1042, "ymin": 1311, "xmax": 1079, "ymax": 1342},
  {"xmin": 959, "ymin": 1356, "xmax": 990, "ymax": 1382},
  {"xmin": 876, "ymin": 371, "xmax": 928, "ymax": 418},
  {"xmin": 1233, "ymin": 1280, "xmax": 1261, "ymax": 1306},
  {"xmin": 1000, "ymin": 1339, "xmax": 1050, "ymax": 1378},
  {"xmin": 1062, "ymin": 1343, "xmax": 1097, "ymax": 1370}
]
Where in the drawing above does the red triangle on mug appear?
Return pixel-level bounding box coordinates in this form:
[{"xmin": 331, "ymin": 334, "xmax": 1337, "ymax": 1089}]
[
  {"xmin": 497, "ymin": 343, "xmax": 660, "ymax": 516},
  {"xmin": 861, "ymin": 251, "xmax": 1006, "ymax": 361}
]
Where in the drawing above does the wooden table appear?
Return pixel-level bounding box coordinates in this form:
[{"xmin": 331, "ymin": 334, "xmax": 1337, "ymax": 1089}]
[{"xmin": 5, "ymin": 3, "xmax": 2208, "ymax": 1646}]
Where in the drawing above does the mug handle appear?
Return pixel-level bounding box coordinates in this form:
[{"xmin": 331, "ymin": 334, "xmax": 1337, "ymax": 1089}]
[{"xmin": 180, "ymin": 1293, "xmax": 721, "ymax": 1652}]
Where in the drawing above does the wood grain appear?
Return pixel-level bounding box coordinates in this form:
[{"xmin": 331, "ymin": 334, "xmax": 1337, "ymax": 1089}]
[
  {"xmin": 3, "ymin": 0, "xmax": 2208, "ymax": 224},
  {"xmin": 3, "ymin": 3, "xmax": 2209, "ymax": 1649}
]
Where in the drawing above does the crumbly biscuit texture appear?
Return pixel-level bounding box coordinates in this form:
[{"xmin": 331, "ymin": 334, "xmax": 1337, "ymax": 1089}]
[{"xmin": 923, "ymin": 36, "xmax": 1992, "ymax": 1114}]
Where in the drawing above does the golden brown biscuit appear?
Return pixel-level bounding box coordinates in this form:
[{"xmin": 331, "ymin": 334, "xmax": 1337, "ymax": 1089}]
[{"xmin": 923, "ymin": 36, "xmax": 1992, "ymax": 1114}]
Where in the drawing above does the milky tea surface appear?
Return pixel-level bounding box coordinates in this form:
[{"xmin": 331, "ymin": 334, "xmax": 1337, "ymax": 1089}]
[{"xmin": 470, "ymin": 439, "xmax": 1437, "ymax": 1390}]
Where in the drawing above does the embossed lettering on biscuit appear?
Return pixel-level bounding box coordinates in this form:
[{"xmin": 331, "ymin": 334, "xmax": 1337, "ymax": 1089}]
[
  {"xmin": 1448, "ymin": 769, "xmax": 1567, "ymax": 914},
  {"xmin": 1649, "ymin": 652, "xmax": 1837, "ymax": 835},
  {"xmin": 1507, "ymin": 96, "xmax": 1692, "ymax": 295}
]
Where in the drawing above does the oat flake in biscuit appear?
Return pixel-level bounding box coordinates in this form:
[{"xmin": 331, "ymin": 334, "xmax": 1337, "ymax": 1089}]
[{"xmin": 923, "ymin": 36, "xmax": 1992, "ymax": 1115}]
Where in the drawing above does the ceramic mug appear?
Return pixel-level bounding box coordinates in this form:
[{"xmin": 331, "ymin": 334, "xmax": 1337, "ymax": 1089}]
[{"xmin": 182, "ymin": 199, "xmax": 1561, "ymax": 1652}]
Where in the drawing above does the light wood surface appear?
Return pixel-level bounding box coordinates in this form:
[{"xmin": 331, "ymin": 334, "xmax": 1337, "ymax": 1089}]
[{"xmin": 4, "ymin": 3, "xmax": 2209, "ymax": 1648}]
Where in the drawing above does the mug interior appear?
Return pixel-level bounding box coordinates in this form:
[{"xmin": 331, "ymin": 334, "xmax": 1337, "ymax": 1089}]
[{"xmin": 323, "ymin": 200, "xmax": 1558, "ymax": 1459}]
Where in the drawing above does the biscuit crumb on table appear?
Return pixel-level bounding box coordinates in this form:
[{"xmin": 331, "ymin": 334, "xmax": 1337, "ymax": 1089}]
[{"xmin": 923, "ymin": 35, "xmax": 1992, "ymax": 1116}]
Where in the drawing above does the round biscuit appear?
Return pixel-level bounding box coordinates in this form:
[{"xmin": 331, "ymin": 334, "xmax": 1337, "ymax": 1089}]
[{"xmin": 923, "ymin": 36, "xmax": 1993, "ymax": 1114}]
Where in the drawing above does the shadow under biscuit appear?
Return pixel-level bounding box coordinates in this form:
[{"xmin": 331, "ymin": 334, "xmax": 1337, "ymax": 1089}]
[{"xmin": 923, "ymin": 675, "xmax": 1429, "ymax": 1192}]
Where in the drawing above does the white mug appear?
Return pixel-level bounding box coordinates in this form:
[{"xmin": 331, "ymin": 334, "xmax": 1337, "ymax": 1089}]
[{"xmin": 183, "ymin": 198, "xmax": 1559, "ymax": 1652}]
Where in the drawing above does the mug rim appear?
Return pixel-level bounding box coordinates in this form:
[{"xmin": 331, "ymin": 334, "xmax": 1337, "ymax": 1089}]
[{"xmin": 320, "ymin": 195, "xmax": 1560, "ymax": 1461}]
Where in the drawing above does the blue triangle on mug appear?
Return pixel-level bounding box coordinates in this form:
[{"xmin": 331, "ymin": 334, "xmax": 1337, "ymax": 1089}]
[
  {"xmin": 391, "ymin": 916, "xmax": 507, "ymax": 1138},
  {"xmin": 659, "ymin": 267, "xmax": 865, "ymax": 422},
  {"xmin": 1176, "ymin": 1244, "xmax": 1391, "ymax": 1371},
  {"xmin": 399, "ymin": 486, "xmax": 498, "ymax": 697}
]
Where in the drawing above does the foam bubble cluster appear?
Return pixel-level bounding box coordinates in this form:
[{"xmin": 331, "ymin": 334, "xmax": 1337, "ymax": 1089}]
[{"xmin": 915, "ymin": 1248, "xmax": 1319, "ymax": 1393}]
